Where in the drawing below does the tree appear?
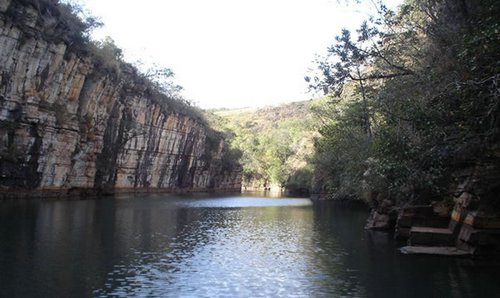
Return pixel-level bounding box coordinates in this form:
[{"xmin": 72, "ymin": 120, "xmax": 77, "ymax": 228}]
[
  {"xmin": 139, "ymin": 63, "xmax": 184, "ymax": 98},
  {"xmin": 309, "ymin": 0, "xmax": 500, "ymax": 206}
]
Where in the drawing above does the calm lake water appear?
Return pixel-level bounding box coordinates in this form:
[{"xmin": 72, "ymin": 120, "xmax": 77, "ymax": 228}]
[{"xmin": 1, "ymin": 193, "xmax": 499, "ymax": 297}]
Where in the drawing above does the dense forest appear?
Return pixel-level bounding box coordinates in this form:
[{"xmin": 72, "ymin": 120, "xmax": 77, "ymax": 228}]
[{"xmin": 302, "ymin": 0, "xmax": 499, "ymax": 211}]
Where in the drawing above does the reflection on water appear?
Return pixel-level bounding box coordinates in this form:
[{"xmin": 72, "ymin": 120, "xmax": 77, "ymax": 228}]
[
  {"xmin": 0, "ymin": 194, "xmax": 499, "ymax": 297},
  {"xmin": 94, "ymin": 207, "xmax": 318, "ymax": 297}
]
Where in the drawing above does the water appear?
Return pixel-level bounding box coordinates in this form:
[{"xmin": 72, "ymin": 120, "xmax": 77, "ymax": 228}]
[{"xmin": 0, "ymin": 193, "xmax": 499, "ymax": 297}]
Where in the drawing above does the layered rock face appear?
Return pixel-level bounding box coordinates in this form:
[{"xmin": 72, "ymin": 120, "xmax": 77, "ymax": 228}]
[{"xmin": 0, "ymin": 0, "xmax": 241, "ymax": 197}]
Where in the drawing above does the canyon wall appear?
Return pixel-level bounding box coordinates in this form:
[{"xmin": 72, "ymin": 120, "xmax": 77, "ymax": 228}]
[{"xmin": 0, "ymin": 0, "xmax": 241, "ymax": 198}]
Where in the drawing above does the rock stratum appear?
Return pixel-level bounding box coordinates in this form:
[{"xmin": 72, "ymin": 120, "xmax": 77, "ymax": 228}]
[{"xmin": 0, "ymin": 0, "xmax": 241, "ymax": 198}]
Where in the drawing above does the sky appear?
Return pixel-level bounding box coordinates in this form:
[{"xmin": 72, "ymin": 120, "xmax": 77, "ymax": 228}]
[{"xmin": 71, "ymin": 0, "xmax": 403, "ymax": 109}]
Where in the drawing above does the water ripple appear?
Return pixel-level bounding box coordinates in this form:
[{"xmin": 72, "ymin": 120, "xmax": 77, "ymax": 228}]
[{"xmin": 93, "ymin": 202, "xmax": 356, "ymax": 297}]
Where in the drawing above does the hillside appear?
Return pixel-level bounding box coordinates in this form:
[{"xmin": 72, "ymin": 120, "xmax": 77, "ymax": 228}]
[{"xmin": 206, "ymin": 100, "xmax": 324, "ymax": 194}]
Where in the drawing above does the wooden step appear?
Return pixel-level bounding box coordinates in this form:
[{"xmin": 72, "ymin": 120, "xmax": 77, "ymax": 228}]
[
  {"xmin": 409, "ymin": 226, "xmax": 455, "ymax": 246},
  {"xmin": 400, "ymin": 245, "xmax": 471, "ymax": 256}
]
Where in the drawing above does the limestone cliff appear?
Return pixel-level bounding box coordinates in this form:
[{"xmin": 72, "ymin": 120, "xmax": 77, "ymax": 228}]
[{"xmin": 0, "ymin": 0, "xmax": 241, "ymax": 198}]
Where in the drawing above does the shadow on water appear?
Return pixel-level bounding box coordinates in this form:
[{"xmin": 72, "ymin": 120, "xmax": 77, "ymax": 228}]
[{"xmin": 1, "ymin": 195, "xmax": 499, "ymax": 297}]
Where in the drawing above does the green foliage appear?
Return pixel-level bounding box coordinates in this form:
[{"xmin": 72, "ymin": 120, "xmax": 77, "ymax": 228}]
[
  {"xmin": 312, "ymin": 98, "xmax": 374, "ymax": 199},
  {"xmin": 5, "ymin": 0, "xmax": 103, "ymax": 50},
  {"xmin": 221, "ymin": 147, "xmax": 243, "ymax": 172},
  {"xmin": 89, "ymin": 37, "xmax": 123, "ymax": 77},
  {"xmin": 287, "ymin": 167, "xmax": 314, "ymax": 195},
  {"xmin": 56, "ymin": 0, "xmax": 103, "ymax": 46},
  {"xmin": 207, "ymin": 101, "xmax": 319, "ymax": 191},
  {"xmin": 310, "ymin": 0, "xmax": 500, "ymax": 204},
  {"xmin": 139, "ymin": 63, "xmax": 184, "ymax": 98}
]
